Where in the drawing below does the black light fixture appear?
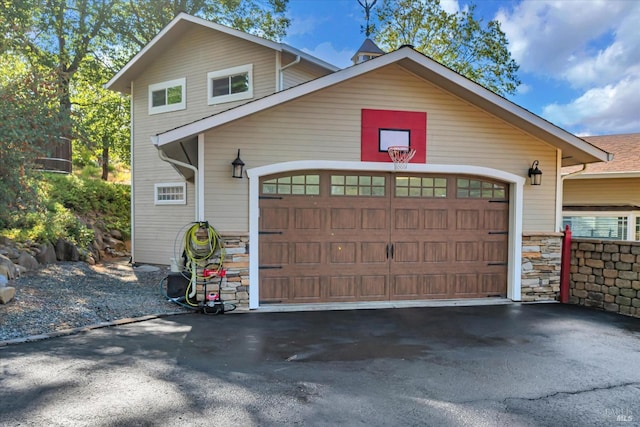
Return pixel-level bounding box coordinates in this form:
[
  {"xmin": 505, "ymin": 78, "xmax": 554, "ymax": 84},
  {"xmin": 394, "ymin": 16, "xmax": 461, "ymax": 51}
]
[
  {"xmin": 231, "ymin": 149, "xmax": 245, "ymax": 179},
  {"xmin": 528, "ymin": 160, "xmax": 542, "ymax": 185}
]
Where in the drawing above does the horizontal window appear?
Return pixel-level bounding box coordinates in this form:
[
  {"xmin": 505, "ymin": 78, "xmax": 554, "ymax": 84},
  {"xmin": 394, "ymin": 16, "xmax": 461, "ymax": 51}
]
[
  {"xmin": 457, "ymin": 178, "xmax": 506, "ymax": 199},
  {"xmin": 396, "ymin": 176, "xmax": 447, "ymax": 198},
  {"xmin": 262, "ymin": 175, "xmax": 320, "ymax": 195},
  {"xmin": 331, "ymin": 175, "xmax": 386, "ymax": 197},
  {"xmin": 208, "ymin": 64, "xmax": 253, "ymax": 105},
  {"xmin": 563, "ymin": 215, "xmax": 627, "ymax": 240},
  {"xmin": 148, "ymin": 78, "xmax": 186, "ymax": 115},
  {"xmin": 155, "ymin": 183, "xmax": 186, "ymax": 205}
]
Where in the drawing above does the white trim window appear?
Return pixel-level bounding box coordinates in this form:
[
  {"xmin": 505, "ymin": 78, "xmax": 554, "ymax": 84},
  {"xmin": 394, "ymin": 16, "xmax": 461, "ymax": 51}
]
[
  {"xmin": 155, "ymin": 183, "xmax": 186, "ymax": 205},
  {"xmin": 207, "ymin": 64, "xmax": 253, "ymax": 105},
  {"xmin": 563, "ymin": 211, "xmax": 640, "ymax": 241},
  {"xmin": 149, "ymin": 78, "xmax": 186, "ymax": 114}
]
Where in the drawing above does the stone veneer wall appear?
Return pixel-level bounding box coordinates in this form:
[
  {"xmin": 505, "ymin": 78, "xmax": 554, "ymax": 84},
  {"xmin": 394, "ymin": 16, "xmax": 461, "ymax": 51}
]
[
  {"xmin": 195, "ymin": 233, "xmax": 249, "ymax": 312},
  {"xmin": 569, "ymin": 239, "xmax": 640, "ymax": 318},
  {"xmin": 521, "ymin": 233, "xmax": 562, "ymax": 302}
]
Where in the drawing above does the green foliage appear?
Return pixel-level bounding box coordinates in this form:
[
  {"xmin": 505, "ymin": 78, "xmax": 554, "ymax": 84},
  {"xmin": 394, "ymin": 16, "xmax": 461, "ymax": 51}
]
[
  {"xmin": 374, "ymin": 0, "xmax": 520, "ymax": 96},
  {"xmin": 1, "ymin": 173, "xmax": 130, "ymax": 249},
  {"xmin": 0, "ymin": 55, "xmax": 72, "ymax": 228}
]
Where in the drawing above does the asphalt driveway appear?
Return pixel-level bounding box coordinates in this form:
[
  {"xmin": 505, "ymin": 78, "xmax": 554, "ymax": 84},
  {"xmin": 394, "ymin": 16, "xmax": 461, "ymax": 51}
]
[{"xmin": 1, "ymin": 303, "xmax": 639, "ymax": 426}]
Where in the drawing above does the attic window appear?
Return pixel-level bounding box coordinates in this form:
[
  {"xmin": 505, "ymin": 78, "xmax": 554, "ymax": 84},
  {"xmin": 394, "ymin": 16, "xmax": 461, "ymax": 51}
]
[
  {"xmin": 208, "ymin": 64, "xmax": 253, "ymax": 105},
  {"xmin": 148, "ymin": 78, "xmax": 186, "ymax": 115}
]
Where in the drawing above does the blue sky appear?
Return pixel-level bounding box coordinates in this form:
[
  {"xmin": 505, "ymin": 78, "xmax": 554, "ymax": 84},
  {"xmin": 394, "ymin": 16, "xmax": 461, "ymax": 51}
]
[{"xmin": 283, "ymin": 0, "xmax": 640, "ymax": 136}]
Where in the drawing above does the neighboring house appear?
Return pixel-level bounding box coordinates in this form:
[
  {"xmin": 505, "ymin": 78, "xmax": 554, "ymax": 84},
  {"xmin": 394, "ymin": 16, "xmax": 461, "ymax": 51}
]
[
  {"xmin": 107, "ymin": 13, "xmax": 611, "ymax": 310},
  {"xmin": 562, "ymin": 133, "xmax": 640, "ymax": 241}
]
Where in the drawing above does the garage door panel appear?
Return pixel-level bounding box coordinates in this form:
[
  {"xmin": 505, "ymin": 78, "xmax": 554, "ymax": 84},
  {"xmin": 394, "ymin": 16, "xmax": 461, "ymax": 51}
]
[
  {"xmin": 361, "ymin": 242, "xmax": 388, "ymax": 263},
  {"xmin": 482, "ymin": 272, "xmax": 507, "ymax": 296},
  {"xmin": 329, "ymin": 242, "xmax": 357, "ymax": 264},
  {"xmin": 260, "ymin": 242, "xmax": 289, "ymax": 265},
  {"xmin": 294, "ymin": 242, "xmax": 322, "ymax": 264},
  {"xmin": 456, "ymin": 210, "xmax": 480, "ymax": 230},
  {"xmin": 424, "ymin": 274, "xmax": 449, "ymax": 298},
  {"xmin": 423, "ymin": 241, "xmax": 448, "ymax": 262},
  {"xmin": 454, "ymin": 274, "xmax": 479, "ymax": 296},
  {"xmin": 424, "ymin": 209, "xmax": 449, "ymax": 230},
  {"xmin": 484, "ymin": 209, "xmax": 508, "ymax": 230},
  {"xmin": 394, "ymin": 241, "xmax": 420, "ymax": 263},
  {"xmin": 261, "ymin": 277, "xmax": 289, "ymax": 302},
  {"xmin": 361, "ymin": 275, "xmax": 388, "ymax": 299},
  {"xmin": 328, "ymin": 276, "xmax": 357, "ymax": 300},
  {"xmin": 331, "ymin": 208, "xmax": 357, "ymax": 229},
  {"xmin": 394, "ymin": 209, "xmax": 420, "ymax": 229},
  {"xmin": 392, "ymin": 274, "xmax": 421, "ymax": 298},
  {"xmin": 455, "ymin": 241, "xmax": 480, "ymax": 262},
  {"xmin": 292, "ymin": 276, "xmax": 322, "ymax": 300},
  {"xmin": 261, "ymin": 207, "xmax": 289, "ymax": 230},
  {"xmin": 483, "ymin": 241, "xmax": 507, "ymax": 262},
  {"xmin": 295, "ymin": 208, "xmax": 322, "ymax": 230},
  {"xmin": 362, "ymin": 209, "xmax": 388, "ymax": 229}
]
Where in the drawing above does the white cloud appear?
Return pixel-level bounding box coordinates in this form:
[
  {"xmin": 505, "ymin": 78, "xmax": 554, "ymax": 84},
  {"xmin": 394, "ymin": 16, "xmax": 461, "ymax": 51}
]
[
  {"xmin": 497, "ymin": 0, "xmax": 640, "ymax": 134},
  {"xmin": 302, "ymin": 42, "xmax": 355, "ymax": 69},
  {"xmin": 543, "ymin": 72, "xmax": 640, "ymax": 135},
  {"xmin": 440, "ymin": 0, "xmax": 460, "ymax": 15}
]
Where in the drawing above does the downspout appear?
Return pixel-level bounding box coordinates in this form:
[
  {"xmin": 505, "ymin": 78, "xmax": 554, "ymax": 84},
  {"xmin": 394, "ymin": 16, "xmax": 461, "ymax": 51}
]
[
  {"xmin": 279, "ymin": 55, "xmax": 301, "ymax": 91},
  {"xmin": 156, "ymin": 146, "xmax": 199, "ymax": 222}
]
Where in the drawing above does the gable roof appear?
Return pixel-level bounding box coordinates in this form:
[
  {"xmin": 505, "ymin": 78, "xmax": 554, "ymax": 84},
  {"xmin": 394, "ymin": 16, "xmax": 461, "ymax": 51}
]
[
  {"xmin": 563, "ymin": 133, "xmax": 640, "ymax": 178},
  {"xmin": 106, "ymin": 13, "xmax": 339, "ymax": 94},
  {"xmin": 152, "ymin": 45, "xmax": 611, "ymax": 167}
]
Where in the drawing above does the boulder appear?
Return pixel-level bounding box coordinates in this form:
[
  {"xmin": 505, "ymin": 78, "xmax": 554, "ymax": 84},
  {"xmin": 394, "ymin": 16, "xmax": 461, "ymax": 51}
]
[
  {"xmin": 0, "ymin": 274, "xmax": 7, "ymax": 288},
  {"xmin": 35, "ymin": 242, "xmax": 58, "ymax": 265},
  {"xmin": 0, "ymin": 286, "xmax": 16, "ymax": 304},
  {"xmin": 103, "ymin": 236, "xmax": 126, "ymax": 252},
  {"xmin": 54, "ymin": 238, "xmax": 81, "ymax": 262},
  {"xmin": 17, "ymin": 251, "xmax": 39, "ymax": 271},
  {"xmin": 110, "ymin": 229, "xmax": 123, "ymax": 240},
  {"xmin": 0, "ymin": 254, "xmax": 17, "ymax": 279}
]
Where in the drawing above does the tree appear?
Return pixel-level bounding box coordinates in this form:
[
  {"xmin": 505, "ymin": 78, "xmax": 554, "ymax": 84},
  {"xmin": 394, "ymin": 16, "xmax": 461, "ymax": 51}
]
[
  {"xmin": 0, "ymin": 55, "xmax": 72, "ymax": 226},
  {"xmin": 2, "ymin": 0, "xmax": 290, "ymax": 180},
  {"xmin": 373, "ymin": 0, "xmax": 520, "ymax": 96}
]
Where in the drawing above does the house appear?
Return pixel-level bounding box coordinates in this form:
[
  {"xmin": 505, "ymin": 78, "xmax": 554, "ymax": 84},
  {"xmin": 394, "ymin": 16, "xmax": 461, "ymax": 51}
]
[
  {"xmin": 107, "ymin": 13, "xmax": 611, "ymax": 310},
  {"xmin": 563, "ymin": 133, "xmax": 640, "ymax": 241}
]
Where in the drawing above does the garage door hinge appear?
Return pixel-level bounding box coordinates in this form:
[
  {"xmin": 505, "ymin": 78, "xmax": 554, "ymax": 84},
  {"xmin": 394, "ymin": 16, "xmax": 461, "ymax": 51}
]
[
  {"xmin": 259, "ymin": 265, "xmax": 283, "ymax": 270},
  {"xmin": 259, "ymin": 231, "xmax": 283, "ymax": 235},
  {"xmin": 487, "ymin": 262, "xmax": 508, "ymax": 266},
  {"xmin": 488, "ymin": 199, "xmax": 508, "ymax": 203},
  {"xmin": 488, "ymin": 231, "xmax": 508, "ymax": 235},
  {"xmin": 259, "ymin": 195, "xmax": 283, "ymax": 200}
]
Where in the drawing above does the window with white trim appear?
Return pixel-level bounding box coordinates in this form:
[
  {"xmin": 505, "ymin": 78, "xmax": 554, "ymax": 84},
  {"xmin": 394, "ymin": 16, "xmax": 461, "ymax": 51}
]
[
  {"xmin": 149, "ymin": 78, "xmax": 186, "ymax": 115},
  {"xmin": 154, "ymin": 183, "xmax": 186, "ymax": 205},
  {"xmin": 207, "ymin": 64, "xmax": 253, "ymax": 105}
]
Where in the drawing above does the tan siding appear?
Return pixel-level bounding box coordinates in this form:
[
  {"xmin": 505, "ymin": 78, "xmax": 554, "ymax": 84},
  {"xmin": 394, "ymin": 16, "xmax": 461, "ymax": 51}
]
[
  {"xmin": 564, "ymin": 178, "xmax": 640, "ymax": 207},
  {"xmin": 282, "ymin": 61, "xmax": 329, "ymax": 89},
  {"xmin": 130, "ymin": 25, "xmax": 278, "ymax": 263},
  {"xmin": 202, "ymin": 64, "xmax": 558, "ymax": 235}
]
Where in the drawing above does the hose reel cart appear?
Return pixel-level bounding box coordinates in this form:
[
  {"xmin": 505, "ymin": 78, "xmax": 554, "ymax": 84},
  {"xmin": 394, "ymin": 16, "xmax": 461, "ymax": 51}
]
[{"xmin": 162, "ymin": 221, "xmax": 236, "ymax": 314}]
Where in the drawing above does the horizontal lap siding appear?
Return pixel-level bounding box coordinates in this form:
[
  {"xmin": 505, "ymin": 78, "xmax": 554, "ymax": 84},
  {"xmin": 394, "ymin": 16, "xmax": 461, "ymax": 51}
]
[
  {"xmin": 564, "ymin": 178, "xmax": 640, "ymax": 206},
  {"xmin": 131, "ymin": 26, "xmax": 278, "ymax": 263},
  {"xmin": 204, "ymin": 64, "xmax": 558, "ymax": 233}
]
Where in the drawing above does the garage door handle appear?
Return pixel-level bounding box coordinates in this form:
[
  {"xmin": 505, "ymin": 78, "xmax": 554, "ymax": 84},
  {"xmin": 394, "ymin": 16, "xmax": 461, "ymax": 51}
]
[
  {"xmin": 386, "ymin": 244, "xmax": 389, "ymax": 259},
  {"xmin": 390, "ymin": 244, "xmax": 394, "ymax": 259}
]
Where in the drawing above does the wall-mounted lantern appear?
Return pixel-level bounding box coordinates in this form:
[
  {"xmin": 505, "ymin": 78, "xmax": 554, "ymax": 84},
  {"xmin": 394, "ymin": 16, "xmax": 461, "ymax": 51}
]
[
  {"xmin": 528, "ymin": 160, "xmax": 542, "ymax": 185},
  {"xmin": 232, "ymin": 149, "xmax": 245, "ymax": 179}
]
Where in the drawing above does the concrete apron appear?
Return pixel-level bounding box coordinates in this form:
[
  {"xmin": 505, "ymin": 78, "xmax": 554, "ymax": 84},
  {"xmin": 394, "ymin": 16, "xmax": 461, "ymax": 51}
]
[{"xmin": 256, "ymin": 297, "xmax": 517, "ymax": 313}]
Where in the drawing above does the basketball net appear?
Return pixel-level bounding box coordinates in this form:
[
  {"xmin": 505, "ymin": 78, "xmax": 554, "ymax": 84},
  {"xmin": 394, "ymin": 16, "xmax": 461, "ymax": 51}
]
[{"xmin": 387, "ymin": 146, "xmax": 416, "ymax": 170}]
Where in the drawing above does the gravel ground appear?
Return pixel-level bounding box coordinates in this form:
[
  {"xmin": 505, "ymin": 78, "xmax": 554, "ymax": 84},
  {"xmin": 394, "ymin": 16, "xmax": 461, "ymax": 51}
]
[{"xmin": 0, "ymin": 258, "xmax": 191, "ymax": 342}]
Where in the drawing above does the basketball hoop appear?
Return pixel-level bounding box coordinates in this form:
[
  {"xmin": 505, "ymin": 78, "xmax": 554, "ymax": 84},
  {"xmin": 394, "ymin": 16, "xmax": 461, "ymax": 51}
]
[{"xmin": 387, "ymin": 146, "xmax": 416, "ymax": 170}]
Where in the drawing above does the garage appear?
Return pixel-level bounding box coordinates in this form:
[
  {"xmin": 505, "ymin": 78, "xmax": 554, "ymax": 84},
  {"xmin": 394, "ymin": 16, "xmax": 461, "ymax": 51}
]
[{"xmin": 259, "ymin": 170, "xmax": 509, "ymax": 304}]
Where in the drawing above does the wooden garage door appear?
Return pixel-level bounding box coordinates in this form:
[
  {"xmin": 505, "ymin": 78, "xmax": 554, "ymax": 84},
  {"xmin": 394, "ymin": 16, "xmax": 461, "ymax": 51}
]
[{"xmin": 259, "ymin": 172, "xmax": 508, "ymax": 304}]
